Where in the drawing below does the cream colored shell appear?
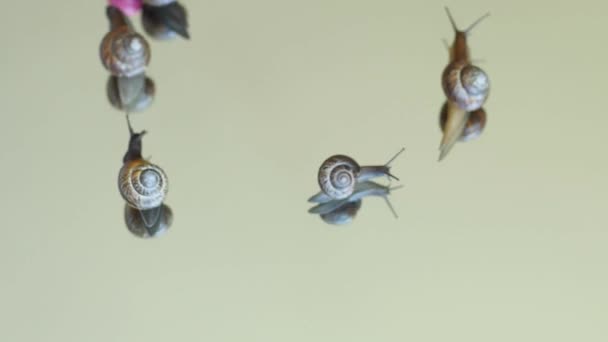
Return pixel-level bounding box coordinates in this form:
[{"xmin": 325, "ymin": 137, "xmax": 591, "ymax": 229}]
[{"xmin": 118, "ymin": 160, "xmax": 168, "ymax": 210}]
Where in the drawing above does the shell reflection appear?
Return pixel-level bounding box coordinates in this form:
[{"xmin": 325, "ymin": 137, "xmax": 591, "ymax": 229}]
[
  {"xmin": 124, "ymin": 203, "xmax": 173, "ymax": 238},
  {"xmin": 308, "ymin": 181, "xmax": 401, "ymax": 225}
]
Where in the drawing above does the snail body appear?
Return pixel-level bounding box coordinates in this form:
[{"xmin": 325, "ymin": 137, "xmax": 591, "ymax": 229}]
[
  {"xmin": 118, "ymin": 117, "xmax": 168, "ymax": 210},
  {"xmin": 317, "ymin": 148, "xmax": 403, "ymax": 200},
  {"xmin": 142, "ymin": 0, "xmax": 190, "ymax": 40},
  {"xmin": 100, "ymin": 6, "xmax": 151, "ymax": 77},
  {"xmin": 309, "ymin": 181, "xmax": 401, "ymax": 225}
]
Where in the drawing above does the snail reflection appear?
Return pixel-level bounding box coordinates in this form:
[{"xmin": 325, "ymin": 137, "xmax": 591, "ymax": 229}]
[
  {"xmin": 309, "ymin": 181, "xmax": 402, "ymax": 225},
  {"xmin": 119, "ymin": 115, "xmax": 172, "ymax": 237},
  {"xmin": 101, "ymin": 6, "xmax": 154, "ymax": 112},
  {"xmin": 439, "ymin": 7, "xmax": 491, "ymax": 161},
  {"xmin": 124, "ymin": 203, "xmax": 173, "ymax": 238},
  {"xmin": 308, "ymin": 148, "xmax": 405, "ymax": 224}
]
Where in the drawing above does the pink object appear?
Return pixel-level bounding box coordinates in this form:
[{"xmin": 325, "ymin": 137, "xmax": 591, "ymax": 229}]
[{"xmin": 108, "ymin": 0, "xmax": 143, "ymax": 17}]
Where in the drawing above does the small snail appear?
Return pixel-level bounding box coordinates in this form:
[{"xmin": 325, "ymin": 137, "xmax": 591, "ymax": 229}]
[
  {"xmin": 118, "ymin": 115, "xmax": 168, "ymax": 211},
  {"xmin": 107, "ymin": 74, "xmax": 155, "ymax": 112},
  {"xmin": 124, "ymin": 203, "xmax": 173, "ymax": 238},
  {"xmin": 142, "ymin": 0, "xmax": 190, "ymax": 40},
  {"xmin": 439, "ymin": 7, "xmax": 490, "ymax": 161},
  {"xmin": 309, "ymin": 181, "xmax": 402, "ymax": 225},
  {"xmin": 439, "ymin": 101, "xmax": 486, "ymax": 142},
  {"xmin": 100, "ymin": 6, "xmax": 151, "ymax": 77},
  {"xmin": 317, "ymin": 148, "xmax": 404, "ymax": 200},
  {"xmin": 441, "ymin": 7, "xmax": 490, "ymax": 111}
]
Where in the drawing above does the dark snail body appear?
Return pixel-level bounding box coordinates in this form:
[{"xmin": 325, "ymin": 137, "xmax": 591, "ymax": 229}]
[{"xmin": 142, "ymin": 0, "xmax": 190, "ymax": 40}]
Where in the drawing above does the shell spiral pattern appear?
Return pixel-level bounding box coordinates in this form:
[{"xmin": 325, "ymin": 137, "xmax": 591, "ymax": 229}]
[
  {"xmin": 318, "ymin": 155, "xmax": 360, "ymax": 200},
  {"xmin": 100, "ymin": 28, "xmax": 151, "ymax": 77},
  {"xmin": 119, "ymin": 160, "xmax": 168, "ymax": 210},
  {"xmin": 442, "ymin": 60, "xmax": 489, "ymax": 112}
]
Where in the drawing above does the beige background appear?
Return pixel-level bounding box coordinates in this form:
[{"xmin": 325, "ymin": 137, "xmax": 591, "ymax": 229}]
[{"xmin": 1, "ymin": 0, "xmax": 607, "ymax": 341}]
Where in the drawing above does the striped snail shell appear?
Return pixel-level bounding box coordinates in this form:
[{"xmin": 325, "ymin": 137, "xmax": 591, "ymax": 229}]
[
  {"xmin": 318, "ymin": 155, "xmax": 360, "ymax": 200},
  {"xmin": 440, "ymin": 101, "xmax": 487, "ymax": 142},
  {"xmin": 119, "ymin": 159, "xmax": 168, "ymax": 210},
  {"xmin": 100, "ymin": 26, "xmax": 151, "ymax": 77},
  {"xmin": 320, "ymin": 200, "xmax": 362, "ymax": 225},
  {"xmin": 119, "ymin": 118, "xmax": 168, "ymax": 210},
  {"xmin": 124, "ymin": 203, "xmax": 173, "ymax": 238},
  {"xmin": 442, "ymin": 60, "xmax": 489, "ymax": 112}
]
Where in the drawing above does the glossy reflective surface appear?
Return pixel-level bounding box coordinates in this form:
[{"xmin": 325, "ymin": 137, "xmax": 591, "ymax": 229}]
[{"xmin": 1, "ymin": 1, "xmax": 607, "ymax": 341}]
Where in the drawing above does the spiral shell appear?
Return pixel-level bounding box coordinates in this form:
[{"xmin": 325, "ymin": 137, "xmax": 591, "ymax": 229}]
[
  {"xmin": 442, "ymin": 61, "xmax": 489, "ymax": 111},
  {"xmin": 100, "ymin": 27, "xmax": 151, "ymax": 77},
  {"xmin": 119, "ymin": 159, "xmax": 168, "ymax": 210},
  {"xmin": 320, "ymin": 200, "xmax": 362, "ymax": 225},
  {"xmin": 124, "ymin": 203, "xmax": 173, "ymax": 238},
  {"xmin": 440, "ymin": 101, "xmax": 487, "ymax": 142},
  {"xmin": 107, "ymin": 75, "xmax": 155, "ymax": 112},
  {"xmin": 318, "ymin": 155, "xmax": 360, "ymax": 200}
]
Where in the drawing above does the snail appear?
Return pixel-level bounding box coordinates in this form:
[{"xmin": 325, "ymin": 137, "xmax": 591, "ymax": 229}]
[
  {"xmin": 439, "ymin": 7, "xmax": 490, "ymax": 161},
  {"xmin": 100, "ymin": 6, "xmax": 151, "ymax": 78},
  {"xmin": 317, "ymin": 148, "xmax": 404, "ymax": 200},
  {"xmin": 124, "ymin": 203, "xmax": 173, "ymax": 238},
  {"xmin": 439, "ymin": 101, "xmax": 486, "ymax": 142},
  {"xmin": 107, "ymin": 74, "xmax": 155, "ymax": 112},
  {"xmin": 118, "ymin": 115, "xmax": 168, "ymax": 212},
  {"xmin": 441, "ymin": 6, "xmax": 490, "ymax": 111},
  {"xmin": 309, "ymin": 181, "xmax": 402, "ymax": 225},
  {"xmin": 141, "ymin": 0, "xmax": 190, "ymax": 40}
]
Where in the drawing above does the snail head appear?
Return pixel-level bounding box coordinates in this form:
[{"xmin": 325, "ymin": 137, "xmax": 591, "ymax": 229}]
[{"xmin": 123, "ymin": 114, "xmax": 147, "ymax": 163}]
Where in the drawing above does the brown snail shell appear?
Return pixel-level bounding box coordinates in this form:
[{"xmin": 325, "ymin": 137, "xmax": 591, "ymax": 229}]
[
  {"xmin": 107, "ymin": 75, "xmax": 155, "ymax": 112},
  {"xmin": 100, "ymin": 24, "xmax": 151, "ymax": 77},
  {"xmin": 440, "ymin": 101, "xmax": 486, "ymax": 142},
  {"xmin": 124, "ymin": 203, "xmax": 173, "ymax": 238},
  {"xmin": 318, "ymin": 155, "xmax": 360, "ymax": 200},
  {"xmin": 442, "ymin": 61, "xmax": 489, "ymax": 112}
]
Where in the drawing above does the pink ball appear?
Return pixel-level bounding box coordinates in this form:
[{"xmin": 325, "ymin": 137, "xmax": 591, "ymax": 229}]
[{"xmin": 109, "ymin": 0, "xmax": 143, "ymax": 17}]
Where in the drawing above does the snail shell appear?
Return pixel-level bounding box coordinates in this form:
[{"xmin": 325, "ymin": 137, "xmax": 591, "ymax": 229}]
[
  {"xmin": 142, "ymin": 1, "xmax": 190, "ymax": 40},
  {"xmin": 124, "ymin": 203, "xmax": 173, "ymax": 238},
  {"xmin": 318, "ymin": 155, "xmax": 360, "ymax": 200},
  {"xmin": 442, "ymin": 60, "xmax": 489, "ymax": 112},
  {"xmin": 440, "ymin": 101, "xmax": 486, "ymax": 142},
  {"xmin": 107, "ymin": 75, "xmax": 155, "ymax": 112},
  {"xmin": 100, "ymin": 27, "xmax": 151, "ymax": 77},
  {"xmin": 320, "ymin": 200, "xmax": 362, "ymax": 225},
  {"xmin": 119, "ymin": 159, "xmax": 168, "ymax": 210}
]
